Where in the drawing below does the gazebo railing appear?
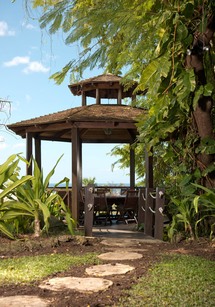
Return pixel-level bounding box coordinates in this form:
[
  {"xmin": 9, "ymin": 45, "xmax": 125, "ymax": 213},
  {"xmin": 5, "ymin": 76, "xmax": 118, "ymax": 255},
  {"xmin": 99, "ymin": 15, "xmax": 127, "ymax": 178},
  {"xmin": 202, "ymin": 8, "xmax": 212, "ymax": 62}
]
[{"xmin": 84, "ymin": 185, "xmax": 165, "ymax": 240}]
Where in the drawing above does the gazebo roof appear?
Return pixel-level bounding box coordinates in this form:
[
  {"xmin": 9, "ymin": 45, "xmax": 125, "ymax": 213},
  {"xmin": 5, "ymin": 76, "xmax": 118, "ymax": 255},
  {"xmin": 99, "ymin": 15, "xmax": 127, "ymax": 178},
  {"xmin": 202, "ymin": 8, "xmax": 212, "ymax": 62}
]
[
  {"xmin": 8, "ymin": 104, "xmax": 146, "ymax": 143},
  {"xmin": 68, "ymin": 73, "xmax": 142, "ymax": 99}
]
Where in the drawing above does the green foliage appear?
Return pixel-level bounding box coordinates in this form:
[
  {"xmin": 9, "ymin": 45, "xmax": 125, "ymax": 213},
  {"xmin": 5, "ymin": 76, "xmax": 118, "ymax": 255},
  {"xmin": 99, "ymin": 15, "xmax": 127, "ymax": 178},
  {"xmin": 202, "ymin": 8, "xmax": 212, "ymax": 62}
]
[
  {"xmin": 0, "ymin": 154, "xmax": 74, "ymax": 239},
  {"xmin": 167, "ymin": 197, "xmax": 197, "ymax": 241},
  {"xmin": 14, "ymin": 156, "xmax": 74, "ymax": 237},
  {"xmin": 119, "ymin": 254, "xmax": 215, "ymax": 306},
  {"xmin": 167, "ymin": 184, "xmax": 215, "ymax": 241},
  {"xmin": 82, "ymin": 177, "xmax": 96, "ymax": 186},
  {"xmin": 193, "ymin": 184, "xmax": 215, "ymax": 239},
  {"xmin": 0, "ymin": 154, "xmax": 32, "ymax": 239},
  {"xmin": 32, "ymin": 0, "xmax": 215, "ymax": 185},
  {"xmin": 26, "ymin": 0, "xmax": 215, "ymax": 238}
]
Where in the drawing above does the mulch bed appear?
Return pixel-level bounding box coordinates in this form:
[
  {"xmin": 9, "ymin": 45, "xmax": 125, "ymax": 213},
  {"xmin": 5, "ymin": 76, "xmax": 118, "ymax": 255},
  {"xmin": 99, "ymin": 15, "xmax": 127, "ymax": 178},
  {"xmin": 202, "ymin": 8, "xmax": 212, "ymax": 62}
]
[{"xmin": 0, "ymin": 235, "xmax": 214, "ymax": 307}]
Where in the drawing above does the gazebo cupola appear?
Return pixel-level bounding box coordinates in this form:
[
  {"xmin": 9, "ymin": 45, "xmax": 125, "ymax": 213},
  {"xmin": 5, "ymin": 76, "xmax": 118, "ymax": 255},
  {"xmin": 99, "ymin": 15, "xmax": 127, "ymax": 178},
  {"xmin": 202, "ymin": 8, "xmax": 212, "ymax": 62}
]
[{"xmin": 68, "ymin": 73, "xmax": 139, "ymax": 106}]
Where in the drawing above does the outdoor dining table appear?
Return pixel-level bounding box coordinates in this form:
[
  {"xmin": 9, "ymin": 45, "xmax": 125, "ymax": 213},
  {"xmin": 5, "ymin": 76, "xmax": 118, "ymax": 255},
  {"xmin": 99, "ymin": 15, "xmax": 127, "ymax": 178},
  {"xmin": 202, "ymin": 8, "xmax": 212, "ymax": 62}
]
[
  {"xmin": 105, "ymin": 194, "xmax": 126, "ymax": 207},
  {"xmin": 105, "ymin": 194, "xmax": 126, "ymax": 220},
  {"xmin": 93, "ymin": 193, "xmax": 126, "ymax": 221}
]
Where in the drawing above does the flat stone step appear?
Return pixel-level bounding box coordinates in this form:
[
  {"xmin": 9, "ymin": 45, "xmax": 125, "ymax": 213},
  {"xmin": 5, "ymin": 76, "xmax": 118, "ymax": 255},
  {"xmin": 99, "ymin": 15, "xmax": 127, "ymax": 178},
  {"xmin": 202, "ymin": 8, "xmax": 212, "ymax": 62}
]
[
  {"xmin": 86, "ymin": 263, "xmax": 135, "ymax": 276},
  {"xmin": 0, "ymin": 296, "xmax": 49, "ymax": 307},
  {"xmin": 98, "ymin": 251, "xmax": 143, "ymax": 261},
  {"xmin": 39, "ymin": 276, "xmax": 113, "ymax": 292},
  {"xmin": 101, "ymin": 238, "xmax": 142, "ymax": 248}
]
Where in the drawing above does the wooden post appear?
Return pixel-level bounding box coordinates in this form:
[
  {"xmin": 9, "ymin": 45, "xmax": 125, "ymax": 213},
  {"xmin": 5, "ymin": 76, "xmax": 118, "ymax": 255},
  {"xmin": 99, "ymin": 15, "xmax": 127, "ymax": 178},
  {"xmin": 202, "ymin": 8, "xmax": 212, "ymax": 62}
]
[
  {"xmin": 144, "ymin": 188, "xmax": 155, "ymax": 237},
  {"xmin": 131, "ymin": 94, "xmax": 136, "ymax": 102},
  {"xmin": 72, "ymin": 127, "xmax": 82, "ymax": 221},
  {"xmin": 145, "ymin": 148, "xmax": 153, "ymax": 189},
  {"xmin": 84, "ymin": 184, "xmax": 95, "ymax": 237},
  {"xmin": 96, "ymin": 88, "xmax": 100, "ymax": 104},
  {"xmin": 82, "ymin": 91, "xmax": 86, "ymax": 106},
  {"xmin": 117, "ymin": 86, "xmax": 122, "ymax": 104},
  {"xmin": 130, "ymin": 145, "xmax": 135, "ymax": 189},
  {"xmin": 138, "ymin": 188, "xmax": 146, "ymax": 227},
  {"xmin": 26, "ymin": 132, "xmax": 33, "ymax": 175},
  {"xmin": 144, "ymin": 149, "xmax": 154, "ymax": 236},
  {"xmin": 35, "ymin": 137, "xmax": 41, "ymax": 170},
  {"xmin": 154, "ymin": 188, "xmax": 165, "ymax": 240}
]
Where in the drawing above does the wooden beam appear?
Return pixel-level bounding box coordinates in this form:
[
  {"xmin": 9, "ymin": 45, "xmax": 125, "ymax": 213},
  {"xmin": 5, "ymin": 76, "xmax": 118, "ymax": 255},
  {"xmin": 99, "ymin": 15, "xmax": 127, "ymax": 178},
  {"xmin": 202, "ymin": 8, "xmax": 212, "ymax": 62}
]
[
  {"xmin": 53, "ymin": 129, "xmax": 71, "ymax": 139},
  {"xmin": 26, "ymin": 122, "xmax": 73, "ymax": 132},
  {"xmin": 75, "ymin": 122, "xmax": 137, "ymax": 129},
  {"xmin": 127, "ymin": 129, "xmax": 137, "ymax": 140},
  {"xmin": 82, "ymin": 83, "xmax": 121, "ymax": 90},
  {"xmin": 25, "ymin": 121, "xmax": 138, "ymax": 132}
]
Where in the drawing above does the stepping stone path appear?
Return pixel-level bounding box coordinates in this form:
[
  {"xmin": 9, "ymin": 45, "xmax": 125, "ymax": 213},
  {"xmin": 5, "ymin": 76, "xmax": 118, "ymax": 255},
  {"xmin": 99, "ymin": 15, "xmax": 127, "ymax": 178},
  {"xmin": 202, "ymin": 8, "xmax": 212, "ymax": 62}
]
[
  {"xmin": 86, "ymin": 263, "xmax": 135, "ymax": 276},
  {"xmin": 39, "ymin": 276, "xmax": 113, "ymax": 292},
  {"xmin": 98, "ymin": 251, "xmax": 143, "ymax": 261},
  {"xmin": 0, "ymin": 295, "xmax": 49, "ymax": 307},
  {"xmin": 0, "ymin": 238, "xmax": 144, "ymax": 306},
  {"xmin": 38, "ymin": 238, "xmax": 143, "ymax": 296}
]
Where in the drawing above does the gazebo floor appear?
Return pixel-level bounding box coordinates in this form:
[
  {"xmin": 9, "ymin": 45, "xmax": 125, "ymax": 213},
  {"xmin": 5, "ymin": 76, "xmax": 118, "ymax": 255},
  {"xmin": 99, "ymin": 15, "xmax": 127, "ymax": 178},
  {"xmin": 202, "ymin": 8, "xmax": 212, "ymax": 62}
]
[{"xmin": 91, "ymin": 221, "xmax": 159, "ymax": 241}]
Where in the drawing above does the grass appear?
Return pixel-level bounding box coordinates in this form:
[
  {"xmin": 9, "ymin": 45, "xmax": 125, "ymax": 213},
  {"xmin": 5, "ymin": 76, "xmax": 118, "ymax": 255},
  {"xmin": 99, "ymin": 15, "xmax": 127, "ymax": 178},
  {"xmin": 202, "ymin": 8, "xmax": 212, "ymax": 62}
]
[
  {"xmin": 118, "ymin": 254, "xmax": 215, "ymax": 307},
  {"xmin": 0, "ymin": 252, "xmax": 99, "ymax": 284},
  {"xmin": 1, "ymin": 249, "xmax": 214, "ymax": 306}
]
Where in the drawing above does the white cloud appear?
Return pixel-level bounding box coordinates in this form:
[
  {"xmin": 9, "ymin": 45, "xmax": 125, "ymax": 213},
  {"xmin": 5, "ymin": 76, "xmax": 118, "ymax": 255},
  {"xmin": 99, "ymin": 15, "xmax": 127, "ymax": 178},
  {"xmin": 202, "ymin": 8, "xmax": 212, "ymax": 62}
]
[
  {"xmin": 21, "ymin": 22, "xmax": 36, "ymax": 30},
  {"xmin": 0, "ymin": 21, "xmax": 15, "ymax": 36},
  {"xmin": 4, "ymin": 56, "xmax": 30, "ymax": 67},
  {"xmin": 3, "ymin": 56, "xmax": 50, "ymax": 74},
  {"xmin": 23, "ymin": 61, "xmax": 50, "ymax": 74}
]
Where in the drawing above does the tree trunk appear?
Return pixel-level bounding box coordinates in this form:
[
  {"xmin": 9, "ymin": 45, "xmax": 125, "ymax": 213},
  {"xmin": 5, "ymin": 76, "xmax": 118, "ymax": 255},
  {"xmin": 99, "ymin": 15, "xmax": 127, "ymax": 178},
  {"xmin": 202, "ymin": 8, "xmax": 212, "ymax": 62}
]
[
  {"xmin": 186, "ymin": 14, "xmax": 215, "ymax": 188},
  {"xmin": 193, "ymin": 99, "xmax": 215, "ymax": 187},
  {"xmin": 34, "ymin": 217, "xmax": 41, "ymax": 237}
]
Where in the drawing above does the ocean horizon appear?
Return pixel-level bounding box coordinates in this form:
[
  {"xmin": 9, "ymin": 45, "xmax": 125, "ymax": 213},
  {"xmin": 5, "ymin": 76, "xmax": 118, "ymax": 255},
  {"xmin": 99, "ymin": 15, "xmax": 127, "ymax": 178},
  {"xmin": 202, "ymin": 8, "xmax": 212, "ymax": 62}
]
[{"xmin": 49, "ymin": 183, "xmax": 130, "ymax": 188}]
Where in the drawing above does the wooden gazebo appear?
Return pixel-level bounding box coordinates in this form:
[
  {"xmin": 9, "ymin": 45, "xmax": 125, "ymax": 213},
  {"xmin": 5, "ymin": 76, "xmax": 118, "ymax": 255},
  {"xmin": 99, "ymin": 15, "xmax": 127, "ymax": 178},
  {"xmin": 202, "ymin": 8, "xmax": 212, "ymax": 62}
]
[{"xmin": 7, "ymin": 73, "xmax": 150, "ymax": 222}]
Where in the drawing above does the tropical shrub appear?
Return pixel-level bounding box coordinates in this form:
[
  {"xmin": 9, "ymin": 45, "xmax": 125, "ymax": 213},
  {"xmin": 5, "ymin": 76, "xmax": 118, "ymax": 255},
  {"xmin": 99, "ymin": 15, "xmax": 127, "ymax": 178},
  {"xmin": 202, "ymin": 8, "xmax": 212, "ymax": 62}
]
[
  {"xmin": 193, "ymin": 184, "xmax": 215, "ymax": 239},
  {"xmin": 167, "ymin": 183, "xmax": 215, "ymax": 241},
  {"xmin": 0, "ymin": 154, "xmax": 74, "ymax": 238},
  {"xmin": 12, "ymin": 156, "xmax": 74, "ymax": 237},
  {"xmin": 0, "ymin": 154, "xmax": 32, "ymax": 239},
  {"xmin": 167, "ymin": 197, "xmax": 197, "ymax": 242}
]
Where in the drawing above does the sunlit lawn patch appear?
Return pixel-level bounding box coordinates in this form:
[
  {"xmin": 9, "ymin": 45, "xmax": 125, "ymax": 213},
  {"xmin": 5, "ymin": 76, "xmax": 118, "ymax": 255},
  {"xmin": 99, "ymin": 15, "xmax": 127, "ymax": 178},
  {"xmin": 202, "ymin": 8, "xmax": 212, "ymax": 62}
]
[
  {"xmin": 0, "ymin": 253, "xmax": 99, "ymax": 284},
  {"xmin": 119, "ymin": 254, "xmax": 215, "ymax": 306}
]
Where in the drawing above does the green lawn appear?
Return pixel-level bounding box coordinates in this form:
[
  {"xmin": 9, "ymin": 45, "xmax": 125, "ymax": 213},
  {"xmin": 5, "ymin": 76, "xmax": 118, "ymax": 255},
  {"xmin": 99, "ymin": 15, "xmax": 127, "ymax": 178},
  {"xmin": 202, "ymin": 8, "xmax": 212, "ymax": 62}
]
[
  {"xmin": 118, "ymin": 254, "xmax": 215, "ymax": 306},
  {"xmin": 1, "ymin": 251, "xmax": 214, "ymax": 306},
  {"xmin": 0, "ymin": 252, "xmax": 99, "ymax": 284}
]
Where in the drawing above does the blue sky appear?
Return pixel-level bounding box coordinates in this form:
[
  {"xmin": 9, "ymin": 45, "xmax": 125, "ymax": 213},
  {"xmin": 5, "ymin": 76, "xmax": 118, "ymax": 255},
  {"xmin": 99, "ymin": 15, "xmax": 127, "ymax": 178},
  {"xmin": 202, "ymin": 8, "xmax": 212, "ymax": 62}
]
[{"xmin": 0, "ymin": 1, "xmax": 130, "ymax": 184}]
